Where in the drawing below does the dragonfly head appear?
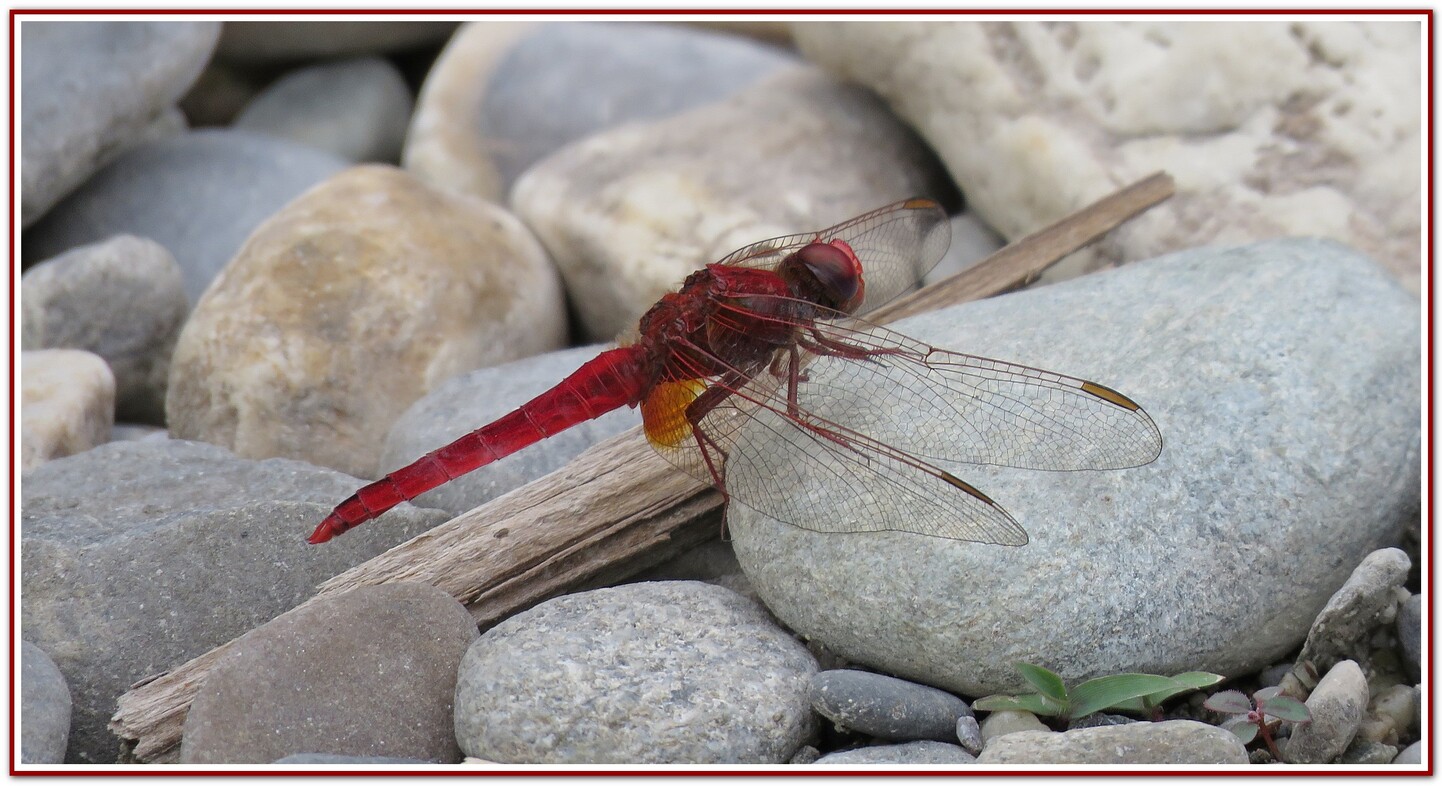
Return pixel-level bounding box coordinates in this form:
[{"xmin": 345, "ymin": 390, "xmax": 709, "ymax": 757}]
[{"xmin": 788, "ymin": 240, "xmax": 865, "ymax": 314}]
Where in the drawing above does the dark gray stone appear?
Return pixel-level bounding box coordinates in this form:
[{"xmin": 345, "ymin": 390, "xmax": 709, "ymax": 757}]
[
  {"xmin": 1397, "ymin": 593, "xmax": 1421, "ymax": 680},
  {"xmin": 20, "ymin": 641, "xmax": 71, "ymax": 764},
  {"xmin": 1340, "ymin": 738, "xmax": 1399, "ymax": 765},
  {"xmin": 181, "ymin": 583, "xmax": 477, "ymax": 764},
  {"xmin": 809, "ymin": 669, "xmax": 970, "ymax": 742},
  {"xmin": 381, "ymin": 344, "xmax": 640, "ymax": 517},
  {"xmin": 730, "ymin": 239, "xmax": 1420, "ymax": 697},
  {"xmin": 955, "ymin": 715, "xmax": 983, "ymax": 756},
  {"xmin": 454, "ymin": 581, "xmax": 816, "ymax": 764},
  {"xmin": 20, "ymin": 440, "xmax": 447, "ymax": 763},
  {"xmin": 21, "ymin": 235, "xmax": 187, "ymax": 423},
  {"xmin": 21, "ymin": 21, "xmax": 219, "ymax": 226},
  {"xmin": 815, "ymin": 740, "xmax": 976, "ymax": 765},
  {"xmin": 234, "ymin": 56, "xmax": 412, "ymax": 162},
  {"xmin": 978, "ymin": 721, "xmax": 1248, "ymax": 764},
  {"xmin": 24, "ymin": 129, "xmax": 349, "ymax": 303},
  {"xmin": 217, "ymin": 20, "xmax": 458, "ymax": 63}
]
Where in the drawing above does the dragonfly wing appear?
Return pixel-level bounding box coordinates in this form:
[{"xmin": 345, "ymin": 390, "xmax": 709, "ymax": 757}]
[
  {"xmin": 791, "ymin": 310, "xmax": 1164, "ymax": 471},
  {"xmin": 715, "ymin": 199, "xmax": 950, "ymax": 314},
  {"xmin": 638, "ymin": 332, "xmax": 1028, "ymax": 546}
]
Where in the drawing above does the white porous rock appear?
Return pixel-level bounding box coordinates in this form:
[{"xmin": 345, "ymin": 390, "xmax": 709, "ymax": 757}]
[
  {"xmin": 21, "ymin": 350, "xmax": 115, "ymax": 473},
  {"xmin": 792, "ymin": 21, "xmax": 1422, "ymax": 291}
]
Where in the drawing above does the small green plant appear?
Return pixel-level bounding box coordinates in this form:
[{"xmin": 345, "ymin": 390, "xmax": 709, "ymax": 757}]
[
  {"xmin": 1203, "ymin": 686, "xmax": 1311, "ymax": 762},
  {"xmin": 974, "ymin": 662, "xmax": 1224, "ymax": 722}
]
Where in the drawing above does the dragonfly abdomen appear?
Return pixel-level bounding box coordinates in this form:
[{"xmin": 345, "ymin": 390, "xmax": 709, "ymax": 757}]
[{"xmin": 308, "ymin": 346, "xmax": 650, "ymax": 543}]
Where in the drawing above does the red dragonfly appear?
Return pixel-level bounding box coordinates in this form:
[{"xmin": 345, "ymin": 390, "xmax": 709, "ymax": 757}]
[{"xmin": 309, "ymin": 199, "xmax": 1162, "ymax": 546}]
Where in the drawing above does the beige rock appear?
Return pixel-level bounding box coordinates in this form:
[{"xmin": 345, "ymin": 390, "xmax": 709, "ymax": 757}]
[
  {"xmin": 402, "ymin": 21, "xmax": 537, "ymax": 202},
  {"xmin": 513, "ymin": 65, "xmax": 955, "ymax": 340},
  {"xmin": 793, "ymin": 20, "xmax": 1422, "ymax": 291},
  {"xmin": 167, "ymin": 164, "xmax": 565, "ymax": 477},
  {"xmin": 21, "ymin": 349, "xmax": 115, "ymax": 472}
]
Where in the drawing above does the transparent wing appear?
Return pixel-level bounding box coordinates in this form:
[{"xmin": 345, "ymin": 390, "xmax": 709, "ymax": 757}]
[
  {"xmin": 713, "ymin": 198, "xmax": 951, "ymax": 314},
  {"xmin": 638, "ymin": 296, "xmax": 1161, "ymax": 545}
]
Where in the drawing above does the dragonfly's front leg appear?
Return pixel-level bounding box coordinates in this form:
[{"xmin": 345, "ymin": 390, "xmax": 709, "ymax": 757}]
[
  {"xmin": 683, "ymin": 370, "xmax": 752, "ymax": 494},
  {"xmin": 800, "ymin": 325, "xmax": 904, "ymax": 362}
]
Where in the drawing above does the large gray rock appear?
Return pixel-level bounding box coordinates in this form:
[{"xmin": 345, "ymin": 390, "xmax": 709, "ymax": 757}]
[
  {"xmin": 21, "ymin": 21, "xmax": 219, "ymax": 226},
  {"xmin": 20, "ymin": 440, "xmax": 447, "ymax": 762},
  {"xmin": 1397, "ymin": 593, "xmax": 1421, "ymax": 679},
  {"xmin": 794, "ymin": 21, "xmax": 1422, "ymax": 292},
  {"xmin": 234, "ymin": 56, "xmax": 413, "ymax": 162},
  {"xmin": 381, "ymin": 344, "xmax": 641, "ymax": 516},
  {"xmin": 730, "ymin": 238, "xmax": 1419, "ymax": 696},
  {"xmin": 20, "ymin": 641, "xmax": 71, "ymax": 764},
  {"xmin": 23, "ymin": 129, "xmax": 350, "ymax": 303},
  {"xmin": 405, "ymin": 21, "xmax": 795, "ymax": 201},
  {"xmin": 21, "ymin": 235, "xmax": 187, "ymax": 423},
  {"xmin": 454, "ymin": 581, "xmax": 816, "ymax": 764},
  {"xmin": 978, "ymin": 721, "xmax": 1248, "ymax": 764},
  {"xmin": 181, "ymin": 583, "xmax": 477, "ymax": 763}
]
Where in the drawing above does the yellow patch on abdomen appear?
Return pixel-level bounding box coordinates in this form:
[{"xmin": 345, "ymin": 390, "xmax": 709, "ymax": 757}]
[{"xmin": 642, "ymin": 379, "xmax": 707, "ymax": 447}]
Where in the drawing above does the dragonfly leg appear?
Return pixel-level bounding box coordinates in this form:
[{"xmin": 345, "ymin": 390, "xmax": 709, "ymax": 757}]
[
  {"xmin": 683, "ymin": 369, "xmax": 757, "ymax": 539},
  {"xmin": 800, "ymin": 325, "xmax": 905, "ymax": 361}
]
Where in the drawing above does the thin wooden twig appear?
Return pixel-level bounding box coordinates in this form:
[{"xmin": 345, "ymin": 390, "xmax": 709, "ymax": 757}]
[{"xmin": 109, "ymin": 172, "xmax": 1174, "ymax": 763}]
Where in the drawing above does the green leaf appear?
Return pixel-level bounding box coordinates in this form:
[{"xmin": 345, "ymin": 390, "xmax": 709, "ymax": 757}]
[
  {"xmin": 1203, "ymin": 689, "xmax": 1254, "ymax": 715},
  {"xmin": 1254, "ymin": 685, "xmax": 1281, "ymax": 702},
  {"xmin": 973, "ymin": 695, "xmax": 1030, "ymax": 713},
  {"xmin": 1166, "ymin": 672, "xmax": 1227, "ymax": 690},
  {"xmin": 1016, "ymin": 662, "xmax": 1069, "ymax": 703},
  {"xmin": 1260, "ymin": 695, "xmax": 1311, "ymax": 723},
  {"xmin": 1139, "ymin": 672, "xmax": 1226, "ymax": 707},
  {"xmin": 974, "ymin": 693, "xmax": 1066, "ymax": 717},
  {"xmin": 1221, "ymin": 717, "xmax": 1259, "ymax": 744},
  {"xmin": 1067, "ymin": 674, "xmax": 1180, "ymax": 719}
]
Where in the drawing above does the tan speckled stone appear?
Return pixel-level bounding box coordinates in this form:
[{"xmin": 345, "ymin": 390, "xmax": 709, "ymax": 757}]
[{"xmin": 166, "ymin": 164, "xmax": 565, "ymax": 477}]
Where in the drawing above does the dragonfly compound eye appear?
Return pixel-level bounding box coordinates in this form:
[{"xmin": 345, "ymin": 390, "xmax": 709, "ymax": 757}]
[{"xmin": 793, "ymin": 240, "xmax": 865, "ymax": 313}]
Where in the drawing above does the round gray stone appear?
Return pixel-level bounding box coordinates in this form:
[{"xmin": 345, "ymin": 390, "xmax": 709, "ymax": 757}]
[
  {"xmin": 955, "ymin": 715, "xmax": 983, "ymax": 756},
  {"xmin": 454, "ymin": 581, "xmax": 816, "ymax": 764},
  {"xmin": 978, "ymin": 721, "xmax": 1248, "ymax": 764},
  {"xmin": 381, "ymin": 344, "xmax": 640, "ymax": 517},
  {"xmin": 21, "ymin": 21, "xmax": 219, "ymax": 226},
  {"xmin": 730, "ymin": 238, "xmax": 1419, "ymax": 696},
  {"xmin": 234, "ymin": 56, "xmax": 412, "ymax": 162},
  {"xmin": 274, "ymin": 754, "xmax": 437, "ymax": 765},
  {"xmin": 815, "ymin": 740, "xmax": 976, "ymax": 765},
  {"xmin": 406, "ymin": 21, "xmax": 795, "ymax": 200},
  {"xmin": 23, "ymin": 129, "xmax": 349, "ymax": 303},
  {"xmin": 1284, "ymin": 660, "xmax": 1368, "ymax": 763},
  {"xmin": 809, "ymin": 669, "xmax": 971, "ymax": 742},
  {"xmin": 1394, "ymin": 740, "xmax": 1423, "ymax": 764},
  {"xmin": 20, "ymin": 641, "xmax": 71, "ymax": 764},
  {"xmin": 21, "ymin": 440, "xmax": 447, "ymax": 763},
  {"xmin": 21, "ymin": 235, "xmax": 186, "ymax": 423},
  {"xmin": 181, "ymin": 583, "xmax": 477, "ymax": 763}
]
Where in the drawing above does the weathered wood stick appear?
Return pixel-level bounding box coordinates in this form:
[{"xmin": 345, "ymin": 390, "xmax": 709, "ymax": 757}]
[{"xmin": 109, "ymin": 171, "xmax": 1175, "ymax": 762}]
